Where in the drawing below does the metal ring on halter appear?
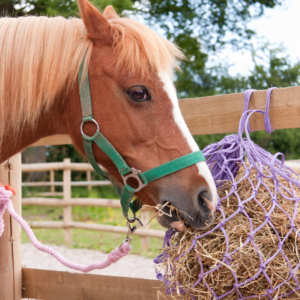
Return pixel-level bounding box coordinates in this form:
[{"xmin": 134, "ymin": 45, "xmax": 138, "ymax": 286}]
[
  {"xmin": 122, "ymin": 167, "xmax": 148, "ymax": 192},
  {"xmin": 80, "ymin": 119, "xmax": 100, "ymax": 139}
]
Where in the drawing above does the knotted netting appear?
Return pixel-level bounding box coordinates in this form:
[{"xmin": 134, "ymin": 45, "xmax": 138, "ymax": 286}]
[{"xmin": 154, "ymin": 88, "xmax": 300, "ymax": 299}]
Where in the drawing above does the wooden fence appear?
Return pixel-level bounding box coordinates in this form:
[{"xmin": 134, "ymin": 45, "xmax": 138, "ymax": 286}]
[
  {"xmin": 3, "ymin": 86, "xmax": 300, "ymax": 299},
  {"xmin": 23, "ymin": 156, "xmax": 300, "ymax": 247},
  {"xmin": 21, "ymin": 158, "xmax": 165, "ymax": 248}
]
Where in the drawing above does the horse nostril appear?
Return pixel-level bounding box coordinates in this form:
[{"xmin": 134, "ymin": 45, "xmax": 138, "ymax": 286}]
[{"xmin": 198, "ymin": 191, "xmax": 214, "ymax": 212}]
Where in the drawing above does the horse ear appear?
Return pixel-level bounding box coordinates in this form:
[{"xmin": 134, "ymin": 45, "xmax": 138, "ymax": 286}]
[
  {"xmin": 103, "ymin": 6, "xmax": 119, "ymax": 20},
  {"xmin": 78, "ymin": 0, "xmax": 113, "ymax": 43}
]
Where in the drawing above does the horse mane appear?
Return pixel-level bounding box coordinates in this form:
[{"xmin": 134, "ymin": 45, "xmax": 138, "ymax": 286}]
[
  {"xmin": 0, "ymin": 13, "xmax": 183, "ymax": 143},
  {"xmin": 109, "ymin": 17, "xmax": 184, "ymax": 77}
]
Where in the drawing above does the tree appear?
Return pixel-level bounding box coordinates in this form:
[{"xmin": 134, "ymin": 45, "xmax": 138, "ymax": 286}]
[
  {"xmin": 138, "ymin": 0, "xmax": 282, "ymax": 98},
  {"xmin": 0, "ymin": 0, "xmax": 134, "ymax": 16}
]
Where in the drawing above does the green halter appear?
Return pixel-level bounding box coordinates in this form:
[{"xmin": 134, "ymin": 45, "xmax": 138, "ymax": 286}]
[{"xmin": 78, "ymin": 62, "xmax": 205, "ymax": 228}]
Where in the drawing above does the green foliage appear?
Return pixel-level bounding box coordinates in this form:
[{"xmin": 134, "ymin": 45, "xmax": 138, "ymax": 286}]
[
  {"xmin": 248, "ymin": 47, "xmax": 300, "ymax": 89},
  {"xmin": 8, "ymin": 0, "xmax": 133, "ymax": 17},
  {"xmin": 139, "ymin": 0, "xmax": 282, "ymax": 98}
]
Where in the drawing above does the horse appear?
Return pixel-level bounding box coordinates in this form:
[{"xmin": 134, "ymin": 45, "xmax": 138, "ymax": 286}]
[{"xmin": 0, "ymin": 0, "xmax": 218, "ymax": 231}]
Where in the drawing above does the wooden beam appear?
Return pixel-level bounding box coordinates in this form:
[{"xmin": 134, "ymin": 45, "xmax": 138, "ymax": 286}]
[
  {"xmin": 21, "ymin": 268, "xmax": 300, "ymax": 300},
  {"xmin": 26, "ymin": 221, "xmax": 165, "ymax": 238},
  {"xmin": 0, "ymin": 159, "xmax": 13, "ymax": 300},
  {"xmin": 30, "ymin": 192, "xmax": 64, "ymax": 197},
  {"xmin": 86, "ymin": 170, "xmax": 92, "ymax": 191},
  {"xmin": 22, "ymin": 162, "xmax": 94, "ymax": 172},
  {"xmin": 179, "ymin": 86, "xmax": 300, "ymax": 135},
  {"xmin": 22, "ymin": 197, "xmax": 122, "ymax": 208},
  {"xmin": 22, "ymin": 162, "xmax": 107, "ymax": 172},
  {"xmin": 30, "ymin": 134, "xmax": 72, "ymax": 147},
  {"xmin": 22, "ymin": 268, "xmax": 167, "ymax": 300},
  {"xmin": 0, "ymin": 154, "xmax": 22, "ymax": 300},
  {"xmin": 50, "ymin": 170, "xmax": 55, "ymax": 193},
  {"xmin": 141, "ymin": 211, "xmax": 150, "ymax": 250},
  {"xmin": 8, "ymin": 154, "xmax": 22, "ymax": 300},
  {"xmin": 63, "ymin": 158, "xmax": 72, "ymax": 244},
  {"xmin": 21, "ymin": 180, "xmax": 112, "ymax": 187}
]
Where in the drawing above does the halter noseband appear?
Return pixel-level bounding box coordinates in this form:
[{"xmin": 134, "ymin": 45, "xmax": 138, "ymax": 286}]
[{"xmin": 78, "ymin": 61, "xmax": 205, "ymax": 239}]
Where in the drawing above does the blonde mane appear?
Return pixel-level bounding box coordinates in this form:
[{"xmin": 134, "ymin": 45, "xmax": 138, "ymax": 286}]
[{"xmin": 0, "ymin": 13, "xmax": 183, "ymax": 142}]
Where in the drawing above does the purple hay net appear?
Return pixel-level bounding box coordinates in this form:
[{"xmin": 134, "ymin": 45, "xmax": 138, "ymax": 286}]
[{"xmin": 154, "ymin": 88, "xmax": 300, "ymax": 299}]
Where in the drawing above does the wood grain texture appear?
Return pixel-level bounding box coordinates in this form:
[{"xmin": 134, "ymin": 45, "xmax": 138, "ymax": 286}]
[
  {"xmin": 21, "ymin": 162, "xmax": 104, "ymax": 172},
  {"xmin": 22, "ymin": 268, "xmax": 166, "ymax": 300},
  {"xmin": 30, "ymin": 134, "xmax": 72, "ymax": 146},
  {"xmin": 21, "ymin": 180, "xmax": 111, "ymax": 187},
  {"xmin": 22, "ymin": 197, "xmax": 122, "ymax": 208},
  {"xmin": 9, "ymin": 154, "xmax": 22, "ymax": 300},
  {"xmin": 50, "ymin": 170, "xmax": 55, "ymax": 193},
  {"xmin": 0, "ymin": 160, "xmax": 13, "ymax": 300},
  {"xmin": 0, "ymin": 154, "xmax": 22, "ymax": 300},
  {"xmin": 21, "ymin": 268, "xmax": 300, "ymax": 300},
  {"xmin": 179, "ymin": 86, "xmax": 300, "ymax": 135},
  {"xmin": 63, "ymin": 158, "xmax": 72, "ymax": 244},
  {"xmin": 87, "ymin": 170, "xmax": 92, "ymax": 191},
  {"xmin": 141, "ymin": 211, "xmax": 150, "ymax": 250}
]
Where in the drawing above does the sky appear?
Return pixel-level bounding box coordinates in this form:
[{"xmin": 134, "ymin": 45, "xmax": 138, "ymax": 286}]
[{"xmin": 210, "ymin": 0, "xmax": 300, "ymax": 76}]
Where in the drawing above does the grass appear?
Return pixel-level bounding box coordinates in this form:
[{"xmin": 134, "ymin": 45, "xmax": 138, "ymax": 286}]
[{"xmin": 22, "ymin": 185, "xmax": 164, "ymax": 259}]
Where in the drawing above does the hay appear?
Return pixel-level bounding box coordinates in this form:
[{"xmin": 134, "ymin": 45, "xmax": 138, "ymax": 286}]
[{"xmin": 155, "ymin": 163, "xmax": 300, "ymax": 299}]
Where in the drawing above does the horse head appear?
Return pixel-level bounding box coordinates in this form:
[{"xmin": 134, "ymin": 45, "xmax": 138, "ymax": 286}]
[
  {"xmin": 0, "ymin": 0, "xmax": 217, "ymax": 230},
  {"xmin": 68, "ymin": 0, "xmax": 218, "ymax": 230}
]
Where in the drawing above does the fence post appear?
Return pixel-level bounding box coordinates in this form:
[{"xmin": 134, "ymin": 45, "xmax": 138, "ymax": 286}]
[
  {"xmin": 86, "ymin": 170, "xmax": 91, "ymax": 191},
  {"xmin": 140, "ymin": 210, "xmax": 150, "ymax": 250},
  {"xmin": 50, "ymin": 170, "xmax": 54, "ymax": 193},
  {"xmin": 0, "ymin": 153, "xmax": 22, "ymax": 300},
  {"xmin": 63, "ymin": 158, "xmax": 72, "ymax": 244}
]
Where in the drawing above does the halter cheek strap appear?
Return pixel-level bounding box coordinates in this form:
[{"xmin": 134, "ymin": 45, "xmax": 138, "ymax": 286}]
[{"xmin": 78, "ymin": 61, "xmax": 205, "ymax": 236}]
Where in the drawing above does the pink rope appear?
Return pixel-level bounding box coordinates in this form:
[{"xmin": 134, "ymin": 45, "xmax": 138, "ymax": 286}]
[{"xmin": 0, "ymin": 186, "xmax": 131, "ymax": 272}]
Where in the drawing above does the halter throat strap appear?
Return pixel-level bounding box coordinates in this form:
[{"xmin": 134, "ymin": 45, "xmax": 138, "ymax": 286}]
[{"xmin": 78, "ymin": 61, "xmax": 206, "ymax": 221}]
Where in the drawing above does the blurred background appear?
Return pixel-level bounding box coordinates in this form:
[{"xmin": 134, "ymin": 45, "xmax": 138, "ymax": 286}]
[{"xmin": 3, "ymin": 0, "xmax": 300, "ymax": 260}]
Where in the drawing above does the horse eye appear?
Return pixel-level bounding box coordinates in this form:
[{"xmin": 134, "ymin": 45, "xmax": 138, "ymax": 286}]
[{"xmin": 127, "ymin": 86, "xmax": 150, "ymax": 101}]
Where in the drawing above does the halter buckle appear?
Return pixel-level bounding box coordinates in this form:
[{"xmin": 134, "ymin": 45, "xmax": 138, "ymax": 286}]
[{"xmin": 122, "ymin": 168, "xmax": 148, "ymax": 192}]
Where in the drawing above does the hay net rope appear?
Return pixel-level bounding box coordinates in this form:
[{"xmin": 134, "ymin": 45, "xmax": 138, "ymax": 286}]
[{"xmin": 154, "ymin": 88, "xmax": 300, "ymax": 299}]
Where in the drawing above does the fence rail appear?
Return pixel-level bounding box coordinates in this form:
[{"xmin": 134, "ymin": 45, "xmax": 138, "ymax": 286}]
[
  {"xmin": 22, "ymin": 159, "xmax": 164, "ymax": 248},
  {"xmin": 22, "ymin": 180, "xmax": 111, "ymax": 187},
  {"xmin": 26, "ymin": 221, "xmax": 164, "ymax": 238},
  {"xmin": 22, "ymin": 198, "xmax": 122, "ymax": 208},
  {"xmin": 22, "ymin": 158, "xmax": 300, "ymax": 248}
]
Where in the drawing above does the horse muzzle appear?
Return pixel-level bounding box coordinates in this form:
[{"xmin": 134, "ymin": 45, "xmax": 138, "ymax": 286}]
[{"xmin": 156, "ymin": 188, "xmax": 216, "ymax": 231}]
